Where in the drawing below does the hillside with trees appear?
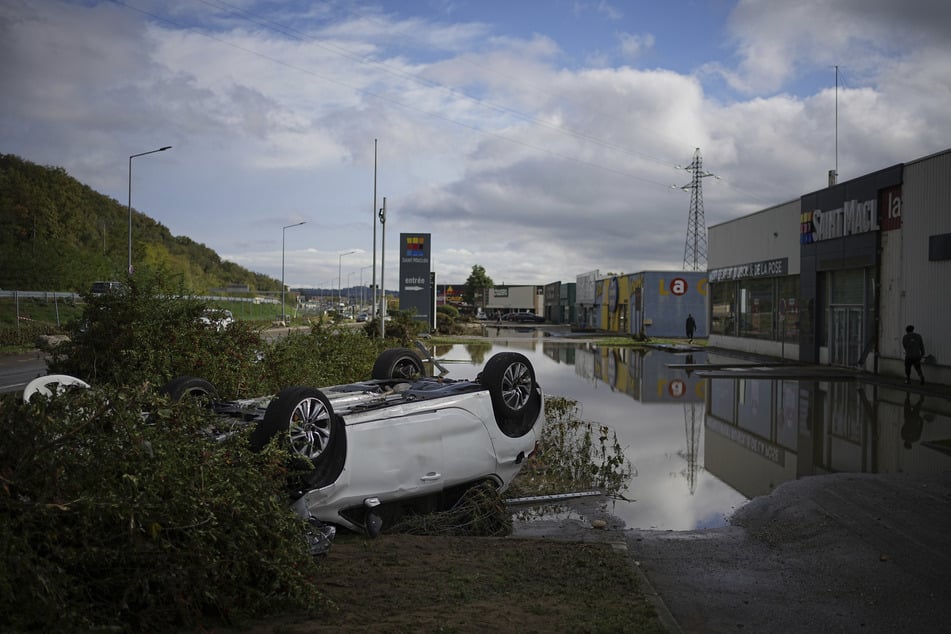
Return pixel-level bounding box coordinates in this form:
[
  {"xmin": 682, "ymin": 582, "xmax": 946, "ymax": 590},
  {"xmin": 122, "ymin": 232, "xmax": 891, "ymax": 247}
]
[{"xmin": 0, "ymin": 153, "xmax": 280, "ymax": 293}]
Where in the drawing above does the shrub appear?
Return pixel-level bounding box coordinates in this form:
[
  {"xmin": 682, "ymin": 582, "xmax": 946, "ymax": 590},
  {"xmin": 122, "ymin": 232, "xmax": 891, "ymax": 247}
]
[
  {"xmin": 0, "ymin": 386, "xmax": 327, "ymax": 631},
  {"xmin": 259, "ymin": 322, "xmax": 385, "ymax": 393},
  {"xmin": 47, "ymin": 271, "xmax": 266, "ymax": 396},
  {"xmin": 507, "ymin": 397, "xmax": 633, "ymax": 500}
]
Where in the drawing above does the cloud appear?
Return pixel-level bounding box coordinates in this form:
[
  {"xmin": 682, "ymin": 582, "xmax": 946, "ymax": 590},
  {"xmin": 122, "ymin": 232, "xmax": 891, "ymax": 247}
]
[
  {"xmin": 617, "ymin": 32, "xmax": 655, "ymax": 60},
  {"xmin": 2, "ymin": 0, "xmax": 950, "ymax": 289}
]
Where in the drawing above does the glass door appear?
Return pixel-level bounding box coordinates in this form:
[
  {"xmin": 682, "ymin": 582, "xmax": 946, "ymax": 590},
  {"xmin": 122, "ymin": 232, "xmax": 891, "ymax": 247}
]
[{"xmin": 830, "ymin": 305, "xmax": 863, "ymax": 366}]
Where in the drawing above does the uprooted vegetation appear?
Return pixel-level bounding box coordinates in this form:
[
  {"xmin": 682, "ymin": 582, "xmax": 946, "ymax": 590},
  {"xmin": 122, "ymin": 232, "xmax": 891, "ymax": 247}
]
[{"xmin": 1, "ymin": 273, "xmax": 640, "ymax": 631}]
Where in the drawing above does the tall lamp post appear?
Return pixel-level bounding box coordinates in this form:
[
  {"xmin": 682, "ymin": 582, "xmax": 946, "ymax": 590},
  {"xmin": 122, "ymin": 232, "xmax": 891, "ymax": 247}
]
[
  {"xmin": 128, "ymin": 145, "xmax": 171, "ymax": 274},
  {"xmin": 338, "ymin": 250, "xmax": 355, "ymax": 310},
  {"xmin": 281, "ymin": 221, "xmax": 306, "ymax": 323},
  {"xmin": 360, "ymin": 264, "xmax": 372, "ymax": 311}
]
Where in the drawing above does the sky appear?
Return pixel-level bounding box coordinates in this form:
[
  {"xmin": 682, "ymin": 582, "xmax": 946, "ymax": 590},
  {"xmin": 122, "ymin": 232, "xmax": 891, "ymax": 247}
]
[{"xmin": 3, "ymin": 0, "xmax": 951, "ymax": 291}]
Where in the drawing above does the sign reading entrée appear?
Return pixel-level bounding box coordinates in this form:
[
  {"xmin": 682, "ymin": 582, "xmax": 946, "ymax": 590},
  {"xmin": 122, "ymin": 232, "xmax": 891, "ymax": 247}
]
[{"xmin": 399, "ymin": 233, "xmax": 432, "ymax": 326}]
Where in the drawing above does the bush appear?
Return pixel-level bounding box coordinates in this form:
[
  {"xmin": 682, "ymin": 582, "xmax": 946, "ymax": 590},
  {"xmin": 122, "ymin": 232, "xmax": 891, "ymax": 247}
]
[
  {"xmin": 259, "ymin": 322, "xmax": 386, "ymax": 393},
  {"xmin": 0, "ymin": 386, "xmax": 327, "ymax": 631},
  {"xmin": 47, "ymin": 271, "xmax": 268, "ymax": 396},
  {"xmin": 362, "ymin": 309, "xmax": 424, "ymax": 346},
  {"xmin": 507, "ymin": 397, "xmax": 633, "ymax": 500}
]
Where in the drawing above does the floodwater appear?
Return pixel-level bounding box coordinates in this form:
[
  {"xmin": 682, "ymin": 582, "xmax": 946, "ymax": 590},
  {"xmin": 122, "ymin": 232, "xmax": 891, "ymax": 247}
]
[{"xmin": 426, "ymin": 336, "xmax": 951, "ymax": 531}]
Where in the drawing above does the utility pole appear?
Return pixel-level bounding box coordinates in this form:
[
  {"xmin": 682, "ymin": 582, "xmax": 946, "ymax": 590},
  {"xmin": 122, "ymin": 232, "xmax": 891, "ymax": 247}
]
[
  {"xmin": 677, "ymin": 148, "xmax": 716, "ymax": 272},
  {"xmin": 371, "ymin": 139, "xmax": 379, "ymax": 332},
  {"xmin": 378, "ymin": 197, "xmax": 387, "ymax": 339}
]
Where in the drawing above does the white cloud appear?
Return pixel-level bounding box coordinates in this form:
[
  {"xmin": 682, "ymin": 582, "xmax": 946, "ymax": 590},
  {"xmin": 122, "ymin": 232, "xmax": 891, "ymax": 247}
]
[{"xmin": 2, "ymin": 0, "xmax": 950, "ymax": 288}]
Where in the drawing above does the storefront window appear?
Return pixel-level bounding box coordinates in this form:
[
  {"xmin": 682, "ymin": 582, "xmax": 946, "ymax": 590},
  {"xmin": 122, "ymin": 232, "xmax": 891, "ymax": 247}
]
[
  {"xmin": 738, "ymin": 278, "xmax": 773, "ymax": 339},
  {"xmin": 778, "ymin": 276, "xmax": 800, "ymax": 342},
  {"xmin": 710, "ymin": 282, "xmax": 736, "ymax": 335}
]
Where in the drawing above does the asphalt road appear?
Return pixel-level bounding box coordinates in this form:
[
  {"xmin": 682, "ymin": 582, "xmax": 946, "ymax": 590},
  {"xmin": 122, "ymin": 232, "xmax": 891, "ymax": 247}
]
[{"xmin": 0, "ymin": 351, "xmax": 48, "ymax": 395}]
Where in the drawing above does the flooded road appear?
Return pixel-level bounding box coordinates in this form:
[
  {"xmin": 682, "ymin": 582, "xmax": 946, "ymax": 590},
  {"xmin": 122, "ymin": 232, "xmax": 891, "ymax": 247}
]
[{"xmin": 428, "ymin": 338, "xmax": 951, "ymax": 531}]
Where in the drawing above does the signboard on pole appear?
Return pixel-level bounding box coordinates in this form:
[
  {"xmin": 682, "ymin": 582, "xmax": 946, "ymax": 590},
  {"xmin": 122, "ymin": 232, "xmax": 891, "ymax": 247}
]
[{"xmin": 399, "ymin": 233, "xmax": 432, "ymax": 326}]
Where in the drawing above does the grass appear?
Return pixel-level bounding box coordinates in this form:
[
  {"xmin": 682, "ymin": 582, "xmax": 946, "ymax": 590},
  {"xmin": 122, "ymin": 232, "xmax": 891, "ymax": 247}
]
[{"xmin": 217, "ymin": 533, "xmax": 667, "ymax": 634}]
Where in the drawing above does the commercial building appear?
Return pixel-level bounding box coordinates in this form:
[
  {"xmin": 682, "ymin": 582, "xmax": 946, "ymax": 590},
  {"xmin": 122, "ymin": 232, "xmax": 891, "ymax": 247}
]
[
  {"xmin": 577, "ymin": 270, "xmax": 708, "ymax": 338},
  {"xmin": 708, "ymin": 148, "xmax": 950, "ymax": 386}
]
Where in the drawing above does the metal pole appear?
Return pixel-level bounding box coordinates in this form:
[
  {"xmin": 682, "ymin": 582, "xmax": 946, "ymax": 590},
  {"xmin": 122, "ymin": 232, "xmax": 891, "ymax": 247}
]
[
  {"xmin": 360, "ymin": 264, "xmax": 372, "ymax": 312},
  {"xmin": 338, "ymin": 250, "xmax": 355, "ymax": 313},
  {"xmin": 128, "ymin": 146, "xmax": 171, "ymax": 275},
  {"xmin": 281, "ymin": 221, "xmax": 306, "ymax": 323},
  {"xmin": 372, "ymin": 139, "xmax": 378, "ymax": 333},
  {"xmin": 379, "ymin": 197, "xmax": 386, "ymax": 338}
]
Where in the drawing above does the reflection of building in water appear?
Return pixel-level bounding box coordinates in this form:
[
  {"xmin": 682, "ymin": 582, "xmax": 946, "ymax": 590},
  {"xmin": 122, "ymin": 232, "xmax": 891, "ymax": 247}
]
[
  {"xmin": 571, "ymin": 347, "xmax": 707, "ymax": 403},
  {"xmin": 542, "ymin": 343, "xmax": 577, "ymax": 365},
  {"xmin": 557, "ymin": 345, "xmax": 710, "ymax": 495},
  {"xmin": 682, "ymin": 402, "xmax": 702, "ymax": 494},
  {"xmin": 705, "ymin": 368, "xmax": 951, "ymax": 498}
]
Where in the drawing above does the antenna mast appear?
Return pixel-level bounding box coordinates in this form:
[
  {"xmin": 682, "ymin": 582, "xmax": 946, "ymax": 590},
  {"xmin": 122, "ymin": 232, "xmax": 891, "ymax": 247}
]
[{"xmin": 679, "ymin": 148, "xmax": 715, "ymax": 271}]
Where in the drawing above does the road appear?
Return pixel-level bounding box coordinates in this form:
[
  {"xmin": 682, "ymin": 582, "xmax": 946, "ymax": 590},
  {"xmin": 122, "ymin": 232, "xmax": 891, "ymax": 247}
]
[{"xmin": 0, "ymin": 351, "xmax": 49, "ymax": 395}]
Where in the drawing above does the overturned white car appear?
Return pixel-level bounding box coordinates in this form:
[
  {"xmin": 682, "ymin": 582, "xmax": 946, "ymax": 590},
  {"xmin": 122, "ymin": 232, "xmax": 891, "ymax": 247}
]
[{"xmin": 28, "ymin": 349, "xmax": 544, "ymax": 537}]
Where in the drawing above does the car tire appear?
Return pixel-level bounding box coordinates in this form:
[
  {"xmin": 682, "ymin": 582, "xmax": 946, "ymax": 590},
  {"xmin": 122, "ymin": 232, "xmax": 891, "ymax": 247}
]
[
  {"xmin": 160, "ymin": 376, "xmax": 219, "ymax": 403},
  {"xmin": 250, "ymin": 387, "xmax": 346, "ymax": 490},
  {"xmin": 372, "ymin": 347, "xmax": 426, "ymax": 380},
  {"xmin": 479, "ymin": 352, "xmax": 541, "ymax": 438}
]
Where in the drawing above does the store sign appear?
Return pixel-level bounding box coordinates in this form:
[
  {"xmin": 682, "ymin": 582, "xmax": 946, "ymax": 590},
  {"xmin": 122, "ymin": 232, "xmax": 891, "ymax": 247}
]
[
  {"xmin": 800, "ymin": 198, "xmax": 880, "ymax": 244},
  {"xmin": 879, "ymin": 185, "xmax": 902, "ymax": 232},
  {"xmin": 399, "ymin": 233, "xmax": 431, "ymax": 323},
  {"xmin": 708, "ymin": 258, "xmax": 788, "ymax": 282}
]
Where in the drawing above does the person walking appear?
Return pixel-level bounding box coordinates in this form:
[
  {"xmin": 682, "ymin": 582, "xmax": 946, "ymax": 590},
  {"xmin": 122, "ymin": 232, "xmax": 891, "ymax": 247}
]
[
  {"xmin": 902, "ymin": 324, "xmax": 926, "ymax": 385},
  {"xmin": 685, "ymin": 313, "xmax": 697, "ymax": 343}
]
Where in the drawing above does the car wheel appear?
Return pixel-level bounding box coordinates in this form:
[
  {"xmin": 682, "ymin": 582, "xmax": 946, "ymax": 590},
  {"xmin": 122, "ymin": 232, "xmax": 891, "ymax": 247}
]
[
  {"xmin": 22, "ymin": 374, "xmax": 91, "ymax": 403},
  {"xmin": 250, "ymin": 387, "xmax": 347, "ymax": 490},
  {"xmin": 479, "ymin": 352, "xmax": 541, "ymax": 438},
  {"xmin": 372, "ymin": 347, "xmax": 425, "ymax": 380},
  {"xmin": 160, "ymin": 376, "xmax": 219, "ymax": 403}
]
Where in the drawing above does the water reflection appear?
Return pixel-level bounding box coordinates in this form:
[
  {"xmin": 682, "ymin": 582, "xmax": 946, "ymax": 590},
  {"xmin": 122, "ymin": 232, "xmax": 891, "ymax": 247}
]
[{"xmin": 424, "ymin": 342, "xmax": 951, "ymax": 531}]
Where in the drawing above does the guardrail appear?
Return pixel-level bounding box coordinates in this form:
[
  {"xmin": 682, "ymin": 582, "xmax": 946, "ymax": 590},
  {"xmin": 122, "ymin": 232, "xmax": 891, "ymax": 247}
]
[
  {"xmin": 0, "ymin": 290, "xmax": 279, "ymax": 304},
  {"xmin": 0, "ymin": 290, "xmax": 81, "ymax": 301}
]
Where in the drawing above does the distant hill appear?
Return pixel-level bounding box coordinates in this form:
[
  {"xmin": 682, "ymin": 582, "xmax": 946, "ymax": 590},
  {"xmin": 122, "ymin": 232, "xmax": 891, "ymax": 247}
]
[{"xmin": 0, "ymin": 153, "xmax": 281, "ymax": 293}]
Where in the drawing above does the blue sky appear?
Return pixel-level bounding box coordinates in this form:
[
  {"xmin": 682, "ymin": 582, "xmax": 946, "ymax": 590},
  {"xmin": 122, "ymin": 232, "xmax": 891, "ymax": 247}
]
[{"xmin": 3, "ymin": 0, "xmax": 950, "ymax": 289}]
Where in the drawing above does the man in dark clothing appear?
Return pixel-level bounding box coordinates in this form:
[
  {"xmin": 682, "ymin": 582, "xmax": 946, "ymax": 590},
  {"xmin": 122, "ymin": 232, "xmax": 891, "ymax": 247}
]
[
  {"xmin": 902, "ymin": 324, "xmax": 926, "ymax": 385},
  {"xmin": 685, "ymin": 314, "xmax": 697, "ymax": 343}
]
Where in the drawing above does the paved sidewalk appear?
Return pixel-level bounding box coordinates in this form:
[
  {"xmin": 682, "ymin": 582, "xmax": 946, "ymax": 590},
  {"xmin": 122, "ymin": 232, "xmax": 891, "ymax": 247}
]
[{"xmin": 629, "ymin": 471, "xmax": 951, "ymax": 633}]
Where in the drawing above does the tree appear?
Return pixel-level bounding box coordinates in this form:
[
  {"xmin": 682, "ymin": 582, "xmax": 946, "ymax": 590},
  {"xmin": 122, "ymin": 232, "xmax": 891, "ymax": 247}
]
[{"xmin": 463, "ymin": 265, "xmax": 493, "ymax": 314}]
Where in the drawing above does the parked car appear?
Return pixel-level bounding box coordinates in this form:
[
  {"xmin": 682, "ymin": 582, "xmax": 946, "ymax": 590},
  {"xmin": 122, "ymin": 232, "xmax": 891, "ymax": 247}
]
[
  {"xmin": 24, "ymin": 348, "xmax": 544, "ymax": 538},
  {"xmin": 199, "ymin": 308, "xmax": 234, "ymax": 331},
  {"xmin": 90, "ymin": 281, "xmax": 124, "ymax": 296},
  {"xmin": 513, "ymin": 312, "xmax": 545, "ymax": 323}
]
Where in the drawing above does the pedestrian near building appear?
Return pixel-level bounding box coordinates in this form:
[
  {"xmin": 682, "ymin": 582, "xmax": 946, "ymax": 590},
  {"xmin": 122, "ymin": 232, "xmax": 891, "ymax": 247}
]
[
  {"xmin": 685, "ymin": 313, "xmax": 697, "ymax": 343},
  {"xmin": 902, "ymin": 324, "xmax": 926, "ymax": 385}
]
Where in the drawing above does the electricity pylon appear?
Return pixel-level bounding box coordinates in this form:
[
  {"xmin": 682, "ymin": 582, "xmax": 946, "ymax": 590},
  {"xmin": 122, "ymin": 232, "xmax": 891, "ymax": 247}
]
[{"xmin": 677, "ymin": 148, "xmax": 716, "ymax": 272}]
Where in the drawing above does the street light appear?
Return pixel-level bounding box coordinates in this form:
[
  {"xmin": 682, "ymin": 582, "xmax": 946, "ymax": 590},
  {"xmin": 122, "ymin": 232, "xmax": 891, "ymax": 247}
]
[
  {"xmin": 360, "ymin": 264, "xmax": 372, "ymax": 310},
  {"xmin": 338, "ymin": 250, "xmax": 355, "ymax": 310},
  {"xmin": 347, "ymin": 272, "xmax": 355, "ymax": 309},
  {"xmin": 128, "ymin": 145, "xmax": 171, "ymax": 274},
  {"xmin": 281, "ymin": 221, "xmax": 306, "ymax": 323}
]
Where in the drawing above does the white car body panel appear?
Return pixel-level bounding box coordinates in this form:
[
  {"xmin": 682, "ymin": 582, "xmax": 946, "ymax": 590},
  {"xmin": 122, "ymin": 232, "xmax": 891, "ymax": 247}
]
[{"xmin": 291, "ymin": 389, "xmax": 540, "ymax": 532}]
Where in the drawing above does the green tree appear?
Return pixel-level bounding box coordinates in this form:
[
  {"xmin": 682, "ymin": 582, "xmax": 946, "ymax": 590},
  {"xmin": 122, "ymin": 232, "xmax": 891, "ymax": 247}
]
[{"xmin": 462, "ymin": 265, "xmax": 493, "ymax": 314}]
